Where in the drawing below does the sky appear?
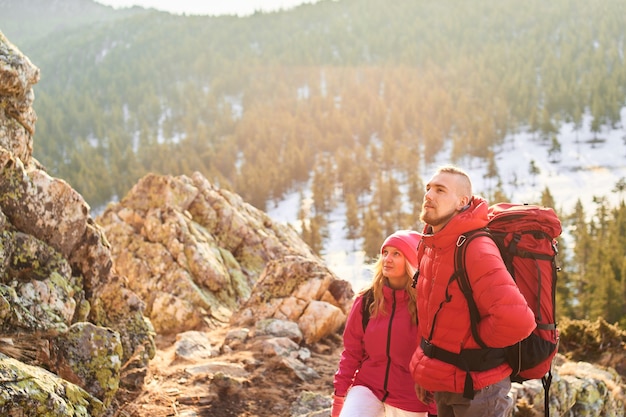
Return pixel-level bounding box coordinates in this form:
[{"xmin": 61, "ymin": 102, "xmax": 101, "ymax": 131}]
[
  {"xmin": 267, "ymin": 109, "xmax": 626, "ymax": 293},
  {"xmin": 95, "ymin": 0, "xmax": 320, "ymax": 16}
]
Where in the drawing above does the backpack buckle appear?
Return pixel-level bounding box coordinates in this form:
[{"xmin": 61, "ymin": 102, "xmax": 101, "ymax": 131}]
[{"xmin": 422, "ymin": 338, "xmax": 435, "ymax": 357}]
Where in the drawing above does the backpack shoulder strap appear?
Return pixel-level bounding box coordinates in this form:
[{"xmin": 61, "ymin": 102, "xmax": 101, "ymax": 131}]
[
  {"xmin": 454, "ymin": 228, "xmax": 492, "ymax": 349},
  {"xmin": 412, "ymin": 238, "xmax": 425, "ymax": 288},
  {"xmin": 361, "ymin": 288, "xmax": 374, "ymax": 331}
]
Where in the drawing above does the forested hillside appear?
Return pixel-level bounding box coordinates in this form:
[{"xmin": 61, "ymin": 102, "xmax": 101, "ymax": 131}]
[{"xmin": 1, "ymin": 0, "xmax": 626, "ymax": 327}]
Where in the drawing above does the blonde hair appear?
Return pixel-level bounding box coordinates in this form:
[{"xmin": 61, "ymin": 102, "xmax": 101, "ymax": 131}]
[
  {"xmin": 359, "ymin": 255, "xmax": 418, "ymax": 325},
  {"xmin": 436, "ymin": 165, "xmax": 472, "ymax": 197}
]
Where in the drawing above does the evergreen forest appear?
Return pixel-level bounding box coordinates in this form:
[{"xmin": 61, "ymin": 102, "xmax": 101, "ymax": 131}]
[{"xmin": 1, "ymin": 0, "xmax": 626, "ymax": 326}]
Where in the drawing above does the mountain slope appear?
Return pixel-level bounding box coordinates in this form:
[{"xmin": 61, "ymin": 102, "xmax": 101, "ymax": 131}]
[
  {"xmin": 1, "ymin": 0, "xmax": 625, "ymax": 212},
  {"xmin": 0, "ymin": 0, "xmax": 146, "ymax": 46}
]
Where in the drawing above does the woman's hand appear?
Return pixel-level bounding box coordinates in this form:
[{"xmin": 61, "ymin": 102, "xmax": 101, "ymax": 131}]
[
  {"xmin": 330, "ymin": 394, "xmax": 345, "ymax": 417},
  {"xmin": 415, "ymin": 383, "xmax": 434, "ymax": 404}
]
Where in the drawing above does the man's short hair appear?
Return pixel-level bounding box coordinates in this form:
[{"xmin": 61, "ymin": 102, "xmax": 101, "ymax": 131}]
[{"xmin": 435, "ymin": 165, "xmax": 472, "ymax": 196}]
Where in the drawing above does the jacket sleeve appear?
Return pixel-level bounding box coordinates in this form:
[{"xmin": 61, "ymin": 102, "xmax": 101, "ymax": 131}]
[
  {"xmin": 465, "ymin": 237, "xmax": 536, "ymax": 348},
  {"xmin": 333, "ymin": 295, "xmax": 366, "ymax": 396}
]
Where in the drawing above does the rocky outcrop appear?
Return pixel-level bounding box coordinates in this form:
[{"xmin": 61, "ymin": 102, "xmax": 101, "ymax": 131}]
[
  {"xmin": 232, "ymin": 255, "xmax": 353, "ymax": 344},
  {"xmin": 511, "ymin": 354, "xmax": 624, "ymax": 417},
  {"xmin": 0, "ymin": 31, "xmax": 154, "ymax": 415},
  {"xmin": 1, "ymin": 28, "xmax": 356, "ymax": 416},
  {"xmin": 96, "ymin": 172, "xmax": 355, "ymax": 342}
]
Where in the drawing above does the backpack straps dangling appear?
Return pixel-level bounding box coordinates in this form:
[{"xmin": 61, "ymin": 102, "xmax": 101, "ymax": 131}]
[{"xmin": 543, "ymin": 371, "xmax": 552, "ymax": 417}]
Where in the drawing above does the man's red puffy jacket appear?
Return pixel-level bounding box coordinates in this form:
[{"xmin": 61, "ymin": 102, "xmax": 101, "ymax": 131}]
[{"xmin": 410, "ymin": 196, "xmax": 536, "ymax": 393}]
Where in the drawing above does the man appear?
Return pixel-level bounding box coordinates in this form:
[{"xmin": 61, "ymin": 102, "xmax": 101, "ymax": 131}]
[{"xmin": 410, "ymin": 165, "xmax": 535, "ymax": 417}]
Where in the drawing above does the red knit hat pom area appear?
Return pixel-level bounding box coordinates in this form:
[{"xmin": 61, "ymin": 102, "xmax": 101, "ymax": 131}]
[{"xmin": 380, "ymin": 230, "xmax": 421, "ymax": 269}]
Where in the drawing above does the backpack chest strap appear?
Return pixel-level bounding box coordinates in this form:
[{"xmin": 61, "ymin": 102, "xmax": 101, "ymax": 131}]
[
  {"xmin": 420, "ymin": 337, "xmax": 506, "ymax": 372},
  {"xmin": 420, "ymin": 337, "xmax": 506, "ymax": 399}
]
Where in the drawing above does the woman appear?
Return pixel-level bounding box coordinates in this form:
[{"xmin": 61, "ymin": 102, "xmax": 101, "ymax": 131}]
[{"xmin": 331, "ymin": 230, "xmax": 437, "ymax": 417}]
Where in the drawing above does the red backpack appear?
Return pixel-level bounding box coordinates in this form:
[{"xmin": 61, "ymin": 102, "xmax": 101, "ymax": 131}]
[{"xmin": 455, "ymin": 203, "xmax": 561, "ymax": 417}]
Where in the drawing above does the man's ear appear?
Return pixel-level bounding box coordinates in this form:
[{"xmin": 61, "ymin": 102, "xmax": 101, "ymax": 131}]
[{"xmin": 457, "ymin": 196, "xmax": 470, "ymax": 211}]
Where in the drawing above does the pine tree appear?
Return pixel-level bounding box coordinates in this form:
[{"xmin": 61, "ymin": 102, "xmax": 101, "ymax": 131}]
[
  {"xmin": 407, "ymin": 171, "xmax": 424, "ymax": 227},
  {"xmin": 488, "ymin": 179, "xmax": 510, "ymax": 204},
  {"xmin": 583, "ymin": 197, "xmax": 612, "ymax": 320},
  {"xmin": 344, "ymin": 193, "xmax": 360, "ymax": 240},
  {"xmin": 311, "ymin": 156, "xmax": 335, "ymax": 215},
  {"xmin": 548, "ymin": 136, "xmax": 562, "ymax": 163},
  {"xmin": 305, "ymin": 215, "xmax": 324, "ymax": 256},
  {"xmin": 528, "ymin": 160, "xmax": 540, "ymax": 186},
  {"xmin": 567, "ymin": 200, "xmax": 592, "ymax": 320},
  {"xmin": 539, "ymin": 107, "xmax": 558, "ymax": 143},
  {"xmin": 361, "ymin": 205, "xmax": 384, "ymax": 261},
  {"xmin": 613, "ymin": 178, "xmax": 626, "ymax": 203},
  {"xmin": 540, "ymin": 187, "xmax": 556, "ymax": 209},
  {"xmin": 483, "ymin": 150, "xmax": 499, "ymax": 193}
]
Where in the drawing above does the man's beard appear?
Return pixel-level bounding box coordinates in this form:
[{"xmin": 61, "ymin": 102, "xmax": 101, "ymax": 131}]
[{"xmin": 420, "ymin": 207, "xmax": 457, "ymax": 229}]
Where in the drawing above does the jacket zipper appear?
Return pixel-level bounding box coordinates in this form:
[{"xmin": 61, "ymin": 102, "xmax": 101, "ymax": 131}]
[{"xmin": 381, "ymin": 290, "xmax": 397, "ymax": 402}]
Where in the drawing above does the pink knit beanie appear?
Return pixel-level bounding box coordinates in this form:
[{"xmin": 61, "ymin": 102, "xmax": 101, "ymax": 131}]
[{"xmin": 381, "ymin": 230, "xmax": 421, "ymax": 269}]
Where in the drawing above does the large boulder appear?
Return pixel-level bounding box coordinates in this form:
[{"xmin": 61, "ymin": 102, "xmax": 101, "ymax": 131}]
[
  {"xmin": 0, "ymin": 31, "xmax": 154, "ymax": 416},
  {"xmin": 97, "ymin": 172, "xmax": 355, "ymax": 340}
]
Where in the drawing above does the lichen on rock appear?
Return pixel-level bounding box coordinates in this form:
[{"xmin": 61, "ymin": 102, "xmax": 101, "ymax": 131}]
[{"xmin": 0, "ymin": 31, "xmax": 155, "ymax": 416}]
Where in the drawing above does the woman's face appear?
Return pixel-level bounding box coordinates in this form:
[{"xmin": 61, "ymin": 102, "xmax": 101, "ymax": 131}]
[{"xmin": 381, "ymin": 245, "xmax": 408, "ymax": 289}]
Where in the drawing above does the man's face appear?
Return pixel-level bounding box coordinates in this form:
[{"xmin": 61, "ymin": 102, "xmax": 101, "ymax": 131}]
[{"xmin": 420, "ymin": 172, "xmax": 465, "ymax": 232}]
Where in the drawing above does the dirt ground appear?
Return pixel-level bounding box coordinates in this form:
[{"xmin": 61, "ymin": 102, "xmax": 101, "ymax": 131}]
[
  {"xmin": 112, "ymin": 326, "xmax": 343, "ymax": 417},
  {"xmin": 110, "ymin": 318, "xmax": 626, "ymax": 417}
]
